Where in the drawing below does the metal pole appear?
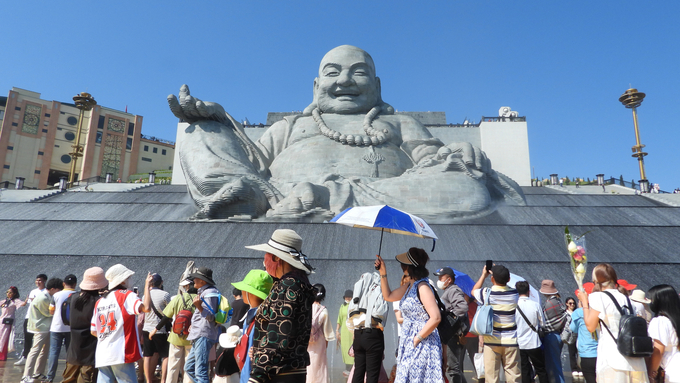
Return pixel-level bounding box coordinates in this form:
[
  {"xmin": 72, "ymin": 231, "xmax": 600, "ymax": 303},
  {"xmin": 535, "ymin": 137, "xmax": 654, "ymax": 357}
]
[
  {"xmin": 631, "ymin": 107, "xmax": 646, "ymax": 180},
  {"xmin": 68, "ymin": 108, "xmax": 85, "ymax": 184},
  {"xmin": 68, "ymin": 92, "xmax": 97, "ymax": 186}
]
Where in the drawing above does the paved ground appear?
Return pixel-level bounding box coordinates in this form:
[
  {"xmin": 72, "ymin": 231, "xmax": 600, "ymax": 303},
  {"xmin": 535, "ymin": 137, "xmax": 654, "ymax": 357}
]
[{"xmin": 0, "ymin": 354, "xmax": 580, "ymax": 383}]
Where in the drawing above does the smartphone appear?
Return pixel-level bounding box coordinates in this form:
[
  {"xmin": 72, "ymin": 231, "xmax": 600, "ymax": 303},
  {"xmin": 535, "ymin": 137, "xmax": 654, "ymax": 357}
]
[
  {"xmin": 486, "ymin": 260, "xmax": 493, "ymax": 271},
  {"xmin": 133, "ymin": 287, "xmax": 139, "ymax": 294}
]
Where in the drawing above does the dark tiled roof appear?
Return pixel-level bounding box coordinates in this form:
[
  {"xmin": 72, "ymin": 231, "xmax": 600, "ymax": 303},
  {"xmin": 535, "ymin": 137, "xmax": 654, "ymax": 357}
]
[{"xmin": 0, "ymin": 184, "xmax": 678, "ymax": 352}]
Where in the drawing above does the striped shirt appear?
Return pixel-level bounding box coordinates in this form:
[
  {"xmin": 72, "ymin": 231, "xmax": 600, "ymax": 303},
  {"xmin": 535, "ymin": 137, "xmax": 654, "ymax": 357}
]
[{"xmin": 472, "ymin": 285, "xmax": 519, "ymax": 347}]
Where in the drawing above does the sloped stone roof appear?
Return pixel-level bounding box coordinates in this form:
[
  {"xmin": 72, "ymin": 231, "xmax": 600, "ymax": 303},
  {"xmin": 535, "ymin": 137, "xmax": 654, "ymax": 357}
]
[{"xmin": 1, "ymin": 184, "xmax": 678, "ymax": 367}]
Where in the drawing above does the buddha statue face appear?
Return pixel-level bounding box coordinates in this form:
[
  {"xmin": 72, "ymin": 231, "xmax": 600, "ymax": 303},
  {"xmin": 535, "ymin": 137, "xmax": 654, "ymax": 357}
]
[{"xmin": 314, "ymin": 45, "xmax": 381, "ymax": 115}]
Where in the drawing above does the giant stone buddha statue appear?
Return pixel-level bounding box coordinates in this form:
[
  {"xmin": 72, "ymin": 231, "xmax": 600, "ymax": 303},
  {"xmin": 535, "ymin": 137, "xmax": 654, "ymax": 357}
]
[{"xmin": 168, "ymin": 45, "xmax": 525, "ymax": 222}]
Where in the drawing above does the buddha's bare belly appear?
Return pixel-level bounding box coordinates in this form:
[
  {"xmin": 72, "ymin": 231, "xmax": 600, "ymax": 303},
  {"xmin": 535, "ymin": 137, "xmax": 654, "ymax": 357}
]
[{"xmin": 268, "ymin": 135, "xmax": 413, "ymax": 183}]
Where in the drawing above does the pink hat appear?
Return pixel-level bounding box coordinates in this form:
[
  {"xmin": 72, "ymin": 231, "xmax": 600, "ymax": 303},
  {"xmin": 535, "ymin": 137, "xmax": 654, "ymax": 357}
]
[{"xmin": 80, "ymin": 267, "xmax": 108, "ymax": 291}]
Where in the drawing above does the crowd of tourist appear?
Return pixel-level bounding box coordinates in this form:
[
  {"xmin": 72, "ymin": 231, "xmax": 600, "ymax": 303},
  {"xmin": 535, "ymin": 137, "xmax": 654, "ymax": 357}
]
[{"xmin": 1, "ymin": 228, "xmax": 678, "ymax": 383}]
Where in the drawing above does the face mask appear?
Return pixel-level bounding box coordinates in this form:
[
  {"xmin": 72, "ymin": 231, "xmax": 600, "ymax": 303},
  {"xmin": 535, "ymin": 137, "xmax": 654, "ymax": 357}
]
[{"xmin": 436, "ymin": 280, "xmax": 447, "ymax": 290}]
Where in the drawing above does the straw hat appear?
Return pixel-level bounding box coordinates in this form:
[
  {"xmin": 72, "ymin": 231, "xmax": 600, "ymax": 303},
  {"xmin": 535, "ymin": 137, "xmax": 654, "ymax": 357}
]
[
  {"xmin": 245, "ymin": 229, "xmax": 314, "ymax": 274},
  {"xmin": 630, "ymin": 289, "xmax": 651, "ymax": 304},
  {"xmin": 539, "ymin": 280, "xmax": 559, "ymax": 295},
  {"xmin": 231, "ymin": 270, "xmax": 273, "ymax": 300},
  {"xmin": 80, "ymin": 267, "xmax": 108, "ymax": 291},
  {"xmin": 105, "ymin": 264, "xmax": 135, "ymax": 290},
  {"xmin": 219, "ymin": 325, "xmax": 243, "ymax": 348}
]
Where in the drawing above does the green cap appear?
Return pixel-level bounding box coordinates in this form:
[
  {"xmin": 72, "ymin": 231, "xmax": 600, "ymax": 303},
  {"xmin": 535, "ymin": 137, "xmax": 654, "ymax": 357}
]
[{"xmin": 231, "ymin": 270, "xmax": 273, "ymax": 300}]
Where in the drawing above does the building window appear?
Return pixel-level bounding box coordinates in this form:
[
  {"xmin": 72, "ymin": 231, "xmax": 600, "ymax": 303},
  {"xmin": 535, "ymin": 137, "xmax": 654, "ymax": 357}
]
[
  {"xmin": 142, "ymin": 157, "xmax": 152, "ymax": 162},
  {"xmin": 0, "ymin": 110, "xmax": 4, "ymax": 120},
  {"xmin": 144, "ymin": 145, "xmax": 149, "ymax": 152},
  {"xmin": 126, "ymin": 137, "xmax": 132, "ymax": 150},
  {"xmin": 38, "ymin": 151, "xmax": 44, "ymax": 156},
  {"xmin": 54, "ymin": 145, "xmax": 60, "ymax": 148},
  {"xmin": 12, "ymin": 122, "xmax": 18, "ymax": 127},
  {"xmin": 3, "ymin": 165, "xmax": 9, "ymax": 169},
  {"xmin": 15, "ymin": 107, "xmax": 21, "ymax": 111},
  {"xmin": 7, "ymin": 146, "xmax": 13, "ymax": 150},
  {"xmin": 107, "ymin": 117, "xmax": 125, "ymax": 133},
  {"xmin": 34, "ymin": 170, "xmax": 41, "ymax": 174},
  {"xmin": 44, "ymin": 113, "xmax": 50, "ymax": 117},
  {"xmin": 98, "ymin": 116, "xmax": 105, "ymax": 129},
  {"xmin": 42, "ymin": 129, "xmax": 48, "ymax": 133},
  {"xmin": 61, "ymin": 155, "xmax": 71, "ymax": 164},
  {"xmin": 67, "ymin": 116, "xmax": 78, "ymax": 125},
  {"xmin": 22, "ymin": 104, "xmax": 41, "ymax": 135},
  {"xmin": 128, "ymin": 123, "xmax": 134, "ymax": 136},
  {"xmin": 96, "ymin": 131, "xmax": 103, "ymax": 144},
  {"xmin": 162, "ymin": 149, "xmax": 167, "ymax": 155},
  {"xmin": 65, "ymin": 132, "xmax": 76, "ymax": 141},
  {"xmin": 153, "ymin": 147, "xmax": 158, "ymax": 154}
]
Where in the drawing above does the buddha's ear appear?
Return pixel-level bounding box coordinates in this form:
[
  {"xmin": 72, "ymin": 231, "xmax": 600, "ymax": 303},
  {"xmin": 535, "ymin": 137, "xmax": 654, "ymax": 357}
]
[
  {"xmin": 302, "ymin": 78, "xmax": 319, "ymax": 115},
  {"xmin": 375, "ymin": 77, "xmax": 394, "ymax": 115}
]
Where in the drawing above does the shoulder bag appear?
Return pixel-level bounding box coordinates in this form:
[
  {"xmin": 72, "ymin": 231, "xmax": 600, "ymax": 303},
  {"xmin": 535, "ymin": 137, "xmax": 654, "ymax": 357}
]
[
  {"xmin": 234, "ymin": 319, "xmax": 256, "ymax": 370},
  {"xmin": 516, "ymin": 304, "xmax": 546, "ymax": 339},
  {"xmin": 470, "ymin": 288, "xmax": 494, "ymax": 336}
]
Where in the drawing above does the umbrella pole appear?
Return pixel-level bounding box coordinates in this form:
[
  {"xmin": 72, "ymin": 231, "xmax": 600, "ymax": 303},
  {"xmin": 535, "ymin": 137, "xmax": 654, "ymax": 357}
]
[{"xmin": 378, "ymin": 228, "xmax": 384, "ymax": 256}]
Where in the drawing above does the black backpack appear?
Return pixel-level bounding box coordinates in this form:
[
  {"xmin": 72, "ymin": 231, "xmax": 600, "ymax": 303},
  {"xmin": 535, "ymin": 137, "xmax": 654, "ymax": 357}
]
[
  {"xmin": 600, "ymin": 291, "xmax": 653, "ymax": 357},
  {"xmin": 417, "ymin": 282, "xmax": 469, "ymax": 343}
]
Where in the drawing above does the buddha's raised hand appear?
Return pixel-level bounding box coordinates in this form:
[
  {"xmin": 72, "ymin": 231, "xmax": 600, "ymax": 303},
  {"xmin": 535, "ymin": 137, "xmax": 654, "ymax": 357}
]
[{"xmin": 168, "ymin": 84, "xmax": 230, "ymax": 125}]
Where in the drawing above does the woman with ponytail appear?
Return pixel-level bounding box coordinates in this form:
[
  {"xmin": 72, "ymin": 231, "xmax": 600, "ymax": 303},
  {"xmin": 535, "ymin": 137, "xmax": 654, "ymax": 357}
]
[
  {"xmin": 647, "ymin": 284, "xmax": 680, "ymax": 382},
  {"xmin": 306, "ymin": 284, "xmax": 335, "ymax": 383},
  {"xmin": 576, "ymin": 263, "xmax": 648, "ymax": 382}
]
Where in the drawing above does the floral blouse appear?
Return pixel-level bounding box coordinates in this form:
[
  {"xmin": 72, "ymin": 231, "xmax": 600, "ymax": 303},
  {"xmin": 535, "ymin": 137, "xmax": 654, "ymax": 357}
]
[{"xmin": 248, "ymin": 270, "xmax": 315, "ymax": 383}]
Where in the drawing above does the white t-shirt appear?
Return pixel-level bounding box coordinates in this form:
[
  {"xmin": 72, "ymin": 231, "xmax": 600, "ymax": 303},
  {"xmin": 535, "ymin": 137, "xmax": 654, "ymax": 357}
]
[
  {"xmin": 50, "ymin": 289, "xmax": 76, "ymax": 333},
  {"xmin": 647, "ymin": 316, "xmax": 680, "ymax": 382},
  {"xmin": 91, "ymin": 290, "xmax": 143, "ymax": 367},
  {"xmin": 589, "ymin": 289, "xmax": 647, "ymax": 373},
  {"xmin": 25, "ymin": 288, "xmax": 45, "ymax": 319}
]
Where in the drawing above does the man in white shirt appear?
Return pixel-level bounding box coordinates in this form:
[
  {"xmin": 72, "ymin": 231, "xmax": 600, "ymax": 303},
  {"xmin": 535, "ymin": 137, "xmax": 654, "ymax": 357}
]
[
  {"xmin": 514, "ymin": 281, "xmax": 548, "ymax": 383},
  {"xmin": 46, "ymin": 274, "xmax": 77, "ymax": 383},
  {"xmin": 16, "ymin": 274, "xmax": 48, "ymax": 366}
]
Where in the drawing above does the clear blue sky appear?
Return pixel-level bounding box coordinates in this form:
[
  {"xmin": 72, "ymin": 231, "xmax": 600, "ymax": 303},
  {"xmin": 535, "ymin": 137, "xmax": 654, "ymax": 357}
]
[{"xmin": 2, "ymin": 2, "xmax": 678, "ymax": 189}]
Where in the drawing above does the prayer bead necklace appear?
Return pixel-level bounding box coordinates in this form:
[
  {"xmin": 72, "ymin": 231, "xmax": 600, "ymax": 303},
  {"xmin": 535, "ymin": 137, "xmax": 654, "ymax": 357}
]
[{"xmin": 312, "ymin": 107, "xmax": 388, "ymax": 146}]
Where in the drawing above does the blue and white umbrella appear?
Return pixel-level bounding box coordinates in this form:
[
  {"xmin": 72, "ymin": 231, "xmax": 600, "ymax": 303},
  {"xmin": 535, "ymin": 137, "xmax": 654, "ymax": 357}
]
[{"xmin": 330, "ymin": 205, "xmax": 438, "ymax": 255}]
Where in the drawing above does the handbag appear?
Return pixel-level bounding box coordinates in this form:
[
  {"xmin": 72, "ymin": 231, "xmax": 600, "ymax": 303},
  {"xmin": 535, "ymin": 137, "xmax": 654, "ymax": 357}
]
[
  {"xmin": 560, "ymin": 314, "xmax": 577, "ymax": 344},
  {"xmin": 149, "ymin": 297, "xmax": 172, "ymax": 333},
  {"xmin": 470, "ymin": 288, "xmax": 494, "ymax": 336},
  {"xmin": 234, "ymin": 320, "xmax": 255, "ymax": 370},
  {"xmin": 1, "ymin": 317, "xmax": 13, "ymax": 325},
  {"xmin": 516, "ymin": 305, "xmax": 546, "ymax": 339}
]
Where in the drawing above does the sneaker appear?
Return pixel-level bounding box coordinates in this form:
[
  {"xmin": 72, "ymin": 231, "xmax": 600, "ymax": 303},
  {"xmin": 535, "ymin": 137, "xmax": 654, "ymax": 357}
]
[
  {"xmin": 31, "ymin": 374, "xmax": 48, "ymax": 381},
  {"xmin": 14, "ymin": 356, "xmax": 27, "ymax": 365},
  {"xmin": 20, "ymin": 377, "xmax": 33, "ymax": 383},
  {"xmin": 577, "ymin": 372, "xmax": 584, "ymax": 377}
]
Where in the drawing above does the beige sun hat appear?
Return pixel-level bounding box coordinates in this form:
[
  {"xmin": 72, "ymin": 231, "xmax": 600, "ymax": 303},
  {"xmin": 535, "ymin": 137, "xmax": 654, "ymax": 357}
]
[
  {"xmin": 219, "ymin": 325, "xmax": 243, "ymax": 348},
  {"xmin": 105, "ymin": 264, "xmax": 135, "ymax": 289},
  {"xmin": 80, "ymin": 267, "xmax": 108, "ymax": 291},
  {"xmin": 630, "ymin": 289, "xmax": 651, "ymax": 304},
  {"xmin": 245, "ymin": 229, "xmax": 314, "ymax": 274}
]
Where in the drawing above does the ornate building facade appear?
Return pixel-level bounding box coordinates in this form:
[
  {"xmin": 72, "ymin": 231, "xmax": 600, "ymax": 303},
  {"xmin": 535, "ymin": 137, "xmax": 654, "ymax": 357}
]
[{"xmin": 0, "ymin": 87, "xmax": 174, "ymax": 189}]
